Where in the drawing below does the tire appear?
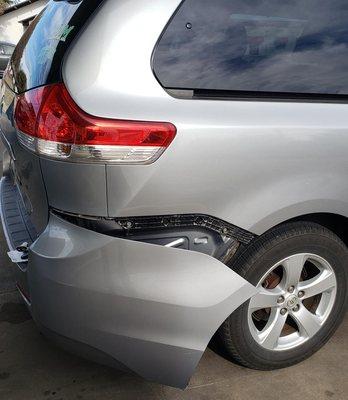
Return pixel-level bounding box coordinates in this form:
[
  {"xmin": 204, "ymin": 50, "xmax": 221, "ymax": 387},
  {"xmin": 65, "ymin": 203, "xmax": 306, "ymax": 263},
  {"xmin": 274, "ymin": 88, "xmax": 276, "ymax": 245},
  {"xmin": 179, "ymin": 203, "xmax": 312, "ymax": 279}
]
[{"xmin": 219, "ymin": 221, "xmax": 348, "ymax": 370}]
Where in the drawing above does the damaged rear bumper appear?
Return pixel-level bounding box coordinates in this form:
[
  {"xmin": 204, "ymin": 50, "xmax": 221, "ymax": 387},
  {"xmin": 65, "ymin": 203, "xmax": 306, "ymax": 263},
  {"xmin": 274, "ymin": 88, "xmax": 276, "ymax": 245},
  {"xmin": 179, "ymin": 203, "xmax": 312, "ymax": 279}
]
[
  {"xmin": 28, "ymin": 214, "xmax": 257, "ymax": 387},
  {"xmin": 1, "ymin": 177, "xmax": 257, "ymax": 388}
]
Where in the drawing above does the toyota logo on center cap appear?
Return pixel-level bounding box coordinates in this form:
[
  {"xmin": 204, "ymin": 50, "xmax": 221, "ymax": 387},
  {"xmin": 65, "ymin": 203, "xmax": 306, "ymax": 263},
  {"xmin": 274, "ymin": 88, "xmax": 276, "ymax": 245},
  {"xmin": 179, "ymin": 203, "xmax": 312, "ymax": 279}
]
[{"xmin": 287, "ymin": 295, "xmax": 298, "ymax": 308}]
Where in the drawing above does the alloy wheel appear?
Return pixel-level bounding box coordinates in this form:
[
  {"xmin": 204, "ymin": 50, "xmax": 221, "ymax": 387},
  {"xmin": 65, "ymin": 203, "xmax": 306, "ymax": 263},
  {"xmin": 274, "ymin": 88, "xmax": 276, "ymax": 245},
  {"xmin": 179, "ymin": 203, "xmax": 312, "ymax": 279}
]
[{"xmin": 247, "ymin": 253, "xmax": 337, "ymax": 351}]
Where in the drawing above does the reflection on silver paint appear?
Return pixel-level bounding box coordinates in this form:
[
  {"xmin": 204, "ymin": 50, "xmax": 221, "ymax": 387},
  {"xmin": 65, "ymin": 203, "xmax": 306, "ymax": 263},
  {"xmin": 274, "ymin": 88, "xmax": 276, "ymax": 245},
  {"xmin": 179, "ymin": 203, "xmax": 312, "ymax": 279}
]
[
  {"xmin": 40, "ymin": 157, "xmax": 108, "ymax": 217},
  {"xmin": 64, "ymin": 0, "xmax": 348, "ymax": 234},
  {"xmin": 28, "ymin": 213, "xmax": 257, "ymax": 388}
]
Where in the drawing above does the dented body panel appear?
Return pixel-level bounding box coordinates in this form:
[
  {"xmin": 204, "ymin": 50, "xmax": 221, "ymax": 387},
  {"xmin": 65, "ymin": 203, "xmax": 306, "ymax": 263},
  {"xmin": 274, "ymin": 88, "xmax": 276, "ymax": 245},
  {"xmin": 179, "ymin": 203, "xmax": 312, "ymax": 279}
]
[
  {"xmin": 1, "ymin": 0, "xmax": 348, "ymax": 389},
  {"xmin": 27, "ymin": 213, "xmax": 257, "ymax": 388}
]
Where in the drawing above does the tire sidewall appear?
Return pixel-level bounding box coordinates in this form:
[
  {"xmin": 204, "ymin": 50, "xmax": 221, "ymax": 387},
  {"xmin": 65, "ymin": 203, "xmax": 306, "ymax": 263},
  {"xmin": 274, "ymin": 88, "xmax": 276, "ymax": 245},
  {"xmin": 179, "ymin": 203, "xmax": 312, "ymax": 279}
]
[{"xmin": 228, "ymin": 226, "xmax": 348, "ymax": 367}]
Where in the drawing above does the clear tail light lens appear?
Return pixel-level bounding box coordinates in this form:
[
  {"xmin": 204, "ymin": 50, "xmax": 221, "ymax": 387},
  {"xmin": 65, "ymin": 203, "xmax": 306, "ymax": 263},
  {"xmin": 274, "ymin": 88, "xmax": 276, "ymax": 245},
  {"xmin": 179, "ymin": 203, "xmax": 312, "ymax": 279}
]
[{"xmin": 14, "ymin": 83, "xmax": 176, "ymax": 163}]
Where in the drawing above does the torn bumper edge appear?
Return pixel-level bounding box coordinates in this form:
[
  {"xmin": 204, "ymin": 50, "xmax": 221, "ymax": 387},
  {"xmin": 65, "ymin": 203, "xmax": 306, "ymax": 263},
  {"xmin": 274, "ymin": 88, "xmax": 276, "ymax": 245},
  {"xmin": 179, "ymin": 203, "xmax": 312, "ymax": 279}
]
[{"xmin": 26, "ymin": 213, "xmax": 257, "ymax": 388}]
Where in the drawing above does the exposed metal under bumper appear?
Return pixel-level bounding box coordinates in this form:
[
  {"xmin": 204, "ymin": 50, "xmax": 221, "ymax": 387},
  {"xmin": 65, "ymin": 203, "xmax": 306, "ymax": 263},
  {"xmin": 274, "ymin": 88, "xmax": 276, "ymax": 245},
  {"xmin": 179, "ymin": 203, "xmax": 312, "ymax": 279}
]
[
  {"xmin": 27, "ymin": 213, "xmax": 257, "ymax": 388},
  {"xmin": 53, "ymin": 209, "xmax": 256, "ymax": 245},
  {"xmin": 52, "ymin": 208, "xmax": 256, "ymax": 264}
]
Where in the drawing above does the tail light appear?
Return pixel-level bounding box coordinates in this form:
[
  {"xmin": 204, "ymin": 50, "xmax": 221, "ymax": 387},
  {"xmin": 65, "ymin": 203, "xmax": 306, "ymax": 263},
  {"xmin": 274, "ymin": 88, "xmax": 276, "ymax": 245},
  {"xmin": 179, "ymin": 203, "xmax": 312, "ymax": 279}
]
[{"xmin": 14, "ymin": 83, "xmax": 176, "ymax": 163}]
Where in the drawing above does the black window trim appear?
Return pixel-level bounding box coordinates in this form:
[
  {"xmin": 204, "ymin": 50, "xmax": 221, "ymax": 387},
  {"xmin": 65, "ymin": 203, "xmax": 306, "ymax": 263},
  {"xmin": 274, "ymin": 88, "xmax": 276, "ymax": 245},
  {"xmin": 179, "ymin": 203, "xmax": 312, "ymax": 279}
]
[{"xmin": 164, "ymin": 88, "xmax": 348, "ymax": 104}]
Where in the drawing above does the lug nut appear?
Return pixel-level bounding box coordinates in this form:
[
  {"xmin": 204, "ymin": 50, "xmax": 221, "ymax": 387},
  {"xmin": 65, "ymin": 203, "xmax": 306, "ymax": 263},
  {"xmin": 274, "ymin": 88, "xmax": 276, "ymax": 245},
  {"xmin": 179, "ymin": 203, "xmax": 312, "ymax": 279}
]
[
  {"xmin": 280, "ymin": 308, "xmax": 287, "ymax": 316},
  {"xmin": 292, "ymin": 305, "xmax": 300, "ymax": 312},
  {"xmin": 288, "ymin": 286, "xmax": 295, "ymax": 293},
  {"xmin": 277, "ymin": 296, "xmax": 285, "ymax": 304},
  {"xmin": 298, "ymin": 291, "xmax": 305, "ymax": 298}
]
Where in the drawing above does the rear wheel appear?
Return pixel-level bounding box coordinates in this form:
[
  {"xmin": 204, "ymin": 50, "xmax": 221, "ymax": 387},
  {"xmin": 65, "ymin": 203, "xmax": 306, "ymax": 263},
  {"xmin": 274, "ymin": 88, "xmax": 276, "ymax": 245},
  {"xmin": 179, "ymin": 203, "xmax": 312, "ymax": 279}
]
[{"xmin": 219, "ymin": 222, "xmax": 348, "ymax": 370}]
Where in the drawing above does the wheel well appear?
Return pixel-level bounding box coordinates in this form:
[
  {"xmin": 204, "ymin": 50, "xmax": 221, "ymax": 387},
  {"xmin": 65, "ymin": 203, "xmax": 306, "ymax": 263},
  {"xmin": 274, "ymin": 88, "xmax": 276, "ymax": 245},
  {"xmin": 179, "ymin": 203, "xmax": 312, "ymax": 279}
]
[{"xmin": 286, "ymin": 213, "xmax": 348, "ymax": 247}]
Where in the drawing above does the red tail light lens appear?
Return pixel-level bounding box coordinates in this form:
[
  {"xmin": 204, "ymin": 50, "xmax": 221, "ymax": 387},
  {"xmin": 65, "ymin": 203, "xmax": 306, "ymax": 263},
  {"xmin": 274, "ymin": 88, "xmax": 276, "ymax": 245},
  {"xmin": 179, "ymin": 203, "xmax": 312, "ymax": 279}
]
[{"xmin": 14, "ymin": 83, "xmax": 176, "ymax": 163}]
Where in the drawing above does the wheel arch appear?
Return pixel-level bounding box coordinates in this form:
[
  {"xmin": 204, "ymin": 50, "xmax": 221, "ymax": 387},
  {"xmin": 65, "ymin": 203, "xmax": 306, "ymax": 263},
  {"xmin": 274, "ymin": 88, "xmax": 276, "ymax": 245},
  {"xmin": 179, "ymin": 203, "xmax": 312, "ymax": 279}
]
[
  {"xmin": 284, "ymin": 213, "xmax": 348, "ymax": 247},
  {"xmin": 249, "ymin": 198, "xmax": 348, "ymax": 246},
  {"xmin": 253, "ymin": 212, "xmax": 348, "ymax": 248}
]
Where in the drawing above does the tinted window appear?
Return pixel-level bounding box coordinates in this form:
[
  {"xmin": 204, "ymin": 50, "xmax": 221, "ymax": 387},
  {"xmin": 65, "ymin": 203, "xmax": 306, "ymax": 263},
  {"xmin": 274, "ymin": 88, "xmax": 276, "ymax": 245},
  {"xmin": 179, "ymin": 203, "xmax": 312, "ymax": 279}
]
[
  {"xmin": 10, "ymin": 0, "xmax": 103, "ymax": 93},
  {"xmin": 153, "ymin": 0, "xmax": 348, "ymax": 97}
]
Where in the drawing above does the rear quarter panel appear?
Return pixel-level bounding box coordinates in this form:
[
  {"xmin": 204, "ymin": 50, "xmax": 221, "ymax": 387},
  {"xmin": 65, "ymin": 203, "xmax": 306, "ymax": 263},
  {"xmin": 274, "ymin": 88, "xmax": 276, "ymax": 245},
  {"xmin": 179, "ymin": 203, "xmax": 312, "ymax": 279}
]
[
  {"xmin": 0, "ymin": 81, "xmax": 48, "ymax": 233},
  {"xmin": 63, "ymin": 0, "xmax": 348, "ymax": 234}
]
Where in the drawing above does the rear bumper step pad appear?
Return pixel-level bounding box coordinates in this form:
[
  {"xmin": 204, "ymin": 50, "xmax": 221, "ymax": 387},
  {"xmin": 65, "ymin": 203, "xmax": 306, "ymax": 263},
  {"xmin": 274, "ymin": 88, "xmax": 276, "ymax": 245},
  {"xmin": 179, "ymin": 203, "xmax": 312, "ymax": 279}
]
[{"xmin": 0, "ymin": 177, "xmax": 36, "ymax": 250}]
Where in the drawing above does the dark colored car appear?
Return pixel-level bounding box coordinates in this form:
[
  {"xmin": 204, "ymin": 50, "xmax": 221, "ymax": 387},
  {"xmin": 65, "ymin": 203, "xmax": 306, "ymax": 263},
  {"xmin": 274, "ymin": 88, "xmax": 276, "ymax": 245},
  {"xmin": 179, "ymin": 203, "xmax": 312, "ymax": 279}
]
[{"xmin": 0, "ymin": 42, "xmax": 15, "ymax": 78}]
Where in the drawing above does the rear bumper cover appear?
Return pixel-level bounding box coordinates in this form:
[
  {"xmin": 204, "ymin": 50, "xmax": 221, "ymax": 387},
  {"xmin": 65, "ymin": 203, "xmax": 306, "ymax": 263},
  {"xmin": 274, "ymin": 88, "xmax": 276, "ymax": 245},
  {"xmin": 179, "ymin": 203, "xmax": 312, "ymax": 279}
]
[{"xmin": 1, "ymin": 182, "xmax": 257, "ymax": 388}]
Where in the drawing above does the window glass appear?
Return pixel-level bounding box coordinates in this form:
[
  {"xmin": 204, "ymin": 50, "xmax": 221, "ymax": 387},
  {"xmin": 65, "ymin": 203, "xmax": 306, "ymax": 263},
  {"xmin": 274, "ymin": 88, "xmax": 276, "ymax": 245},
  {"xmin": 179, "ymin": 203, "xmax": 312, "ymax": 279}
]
[
  {"xmin": 2, "ymin": 45, "xmax": 15, "ymax": 56},
  {"xmin": 11, "ymin": 0, "xmax": 103, "ymax": 93},
  {"xmin": 153, "ymin": 0, "xmax": 348, "ymax": 96},
  {"xmin": 11, "ymin": 2, "xmax": 79, "ymax": 93}
]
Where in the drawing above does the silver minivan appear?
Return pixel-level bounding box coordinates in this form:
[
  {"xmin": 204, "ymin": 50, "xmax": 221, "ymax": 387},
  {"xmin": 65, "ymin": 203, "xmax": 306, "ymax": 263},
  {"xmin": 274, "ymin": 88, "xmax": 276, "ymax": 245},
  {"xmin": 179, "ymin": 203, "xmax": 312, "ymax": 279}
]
[{"xmin": 0, "ymin": 0, "xmax": 347, "ymax": 389}]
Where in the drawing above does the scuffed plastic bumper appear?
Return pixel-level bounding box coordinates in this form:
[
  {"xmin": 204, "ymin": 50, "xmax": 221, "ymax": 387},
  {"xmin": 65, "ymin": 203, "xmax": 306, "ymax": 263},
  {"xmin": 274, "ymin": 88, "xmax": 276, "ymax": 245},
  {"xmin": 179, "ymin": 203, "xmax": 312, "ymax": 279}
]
[{"xmin": 27, "ymin": 213, "xmax": 257, "ymax": 388}]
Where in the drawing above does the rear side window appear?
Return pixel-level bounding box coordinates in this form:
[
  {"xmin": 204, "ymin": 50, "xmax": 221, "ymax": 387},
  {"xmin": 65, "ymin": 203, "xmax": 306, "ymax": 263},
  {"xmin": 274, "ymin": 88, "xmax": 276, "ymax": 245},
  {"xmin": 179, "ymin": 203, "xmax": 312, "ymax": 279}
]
[
  {"xmin": 11, "ymin": 0, "xmax": 103, "ymax": 93},
  {"xmin": 153, "ymin": 0, "xmax": 348, "ymax": 98}
]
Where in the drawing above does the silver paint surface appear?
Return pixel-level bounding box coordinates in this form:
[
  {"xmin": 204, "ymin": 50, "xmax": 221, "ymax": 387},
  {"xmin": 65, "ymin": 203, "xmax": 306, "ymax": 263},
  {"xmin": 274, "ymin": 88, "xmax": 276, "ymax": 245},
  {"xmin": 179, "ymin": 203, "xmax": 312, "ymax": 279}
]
[
  {"xmin": 64, "ymin": 0, "xmax": 348, "ymax": 234},
  {"xmin": 28, "ymin": 213, "xmax": 257, "ymax": 388},
  {"xmin": 40, "ymin": 158, "xmax": 108, "ymax": 217},
  {"xmin": 1, "ymin": 0, "xmax": 348, "ymax": 389}
]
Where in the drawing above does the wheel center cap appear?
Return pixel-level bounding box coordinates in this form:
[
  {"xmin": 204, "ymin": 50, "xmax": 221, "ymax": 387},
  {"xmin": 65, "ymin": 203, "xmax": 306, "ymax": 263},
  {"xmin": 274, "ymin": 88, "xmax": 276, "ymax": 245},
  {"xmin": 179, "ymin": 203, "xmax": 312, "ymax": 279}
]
[{"xmin": 286, "ymin": 295, "xmax": 299, "ymax": 308}]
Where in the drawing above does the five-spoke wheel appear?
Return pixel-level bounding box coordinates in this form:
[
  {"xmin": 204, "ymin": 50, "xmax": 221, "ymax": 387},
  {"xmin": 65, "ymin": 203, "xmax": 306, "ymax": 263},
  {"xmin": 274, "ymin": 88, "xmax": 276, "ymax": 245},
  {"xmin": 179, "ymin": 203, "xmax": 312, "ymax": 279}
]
[
  {"xmin": 219, "ymin": 222, "xmax": 347, "ymax": 370},
  {"xmin": 248, "ymin": 253, "xmax": 337, "ymax": 351}
]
